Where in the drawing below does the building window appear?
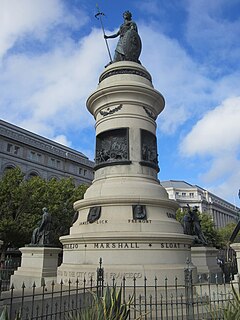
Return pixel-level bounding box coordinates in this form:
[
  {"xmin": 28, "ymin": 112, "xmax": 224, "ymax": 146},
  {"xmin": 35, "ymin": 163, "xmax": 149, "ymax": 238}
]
[
  {"xmin": 6, "ymin": 143, "xmax": 21, "ymax": 155},
  {"xmin": 37, "ymin": 154, "xmax": 42, "ymax": 162},
  {"xmin": 84, "ymin": 169, "xmax": 87, "ymax": 176},
  {"xmin": 14, "ymin": 146, "xmax": 20, "ymax": 155},
  {"xmin": 51, "ymin": 158, "xmax": 55, "ymax": 166},
  {"xmin": 4, "ymin": 165, "xmax": 15, "ymax": 172},
  {"xmin": 182, "ymin": 192, "xmax": 186, "ymax": 197},
  {"xmin": 27, "ymin": 171, "xmax": 39, "ymax": 180},
  {"xmin": 30, "ymin": 151, "xmax": 36, "ymax": 160},
  {"xmin": 7, "ymin": 143, "xmax": 13, "ymax": 152},
  {"xmin": 57, "ymin": 160, "xmax": 61, "ymax": 169},
  {"xmin": 189, "ymin": 193, "xmax": 194, "ymax": 198},
  {"xmin": 79, "ymin": 168, "xmax": 82, "ymax": 175}
]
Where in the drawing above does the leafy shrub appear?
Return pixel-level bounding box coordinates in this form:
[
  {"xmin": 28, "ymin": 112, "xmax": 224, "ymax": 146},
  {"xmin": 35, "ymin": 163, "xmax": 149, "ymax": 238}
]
[
  {"xmin": 67, "ymin": 285, "xmax": 131, "ymax": 320},
  {"xmin": 0, "ymin": 307, "xmax": 21, "ymax": 320},
  {"xmin": 210, "ymin": 283, "xmax": 240, "ymax": 320}
]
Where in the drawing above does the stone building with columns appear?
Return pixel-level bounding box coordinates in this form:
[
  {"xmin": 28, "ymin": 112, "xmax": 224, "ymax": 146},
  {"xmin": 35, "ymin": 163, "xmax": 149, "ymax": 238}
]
[
  {"xmin": 0, "ymin": 119, "xmax": 94, "ymax": 184},
  {"xmin": 161, "ymin": 180, "xmax": 239, "ymax": 229}
]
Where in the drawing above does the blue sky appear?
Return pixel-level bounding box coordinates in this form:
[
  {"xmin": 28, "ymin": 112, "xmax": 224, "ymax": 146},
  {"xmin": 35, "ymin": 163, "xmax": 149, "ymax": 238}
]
[{"xmin": 1, "ymin": 0, "xmax": 240, "ymax": 205}]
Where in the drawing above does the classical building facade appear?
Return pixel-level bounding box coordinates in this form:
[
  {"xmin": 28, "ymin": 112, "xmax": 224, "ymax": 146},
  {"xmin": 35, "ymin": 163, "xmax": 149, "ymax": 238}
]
[
  {"xmin": 161, "ymin": 180, "xmax": 240, "ymax": 228},
  {"xmin": 0, "ymin": 120, "xmax": 94, "ymax": 185},
  {"xmin": 161, "ymin": 180, "xmax": 239, "ymax": 229}
]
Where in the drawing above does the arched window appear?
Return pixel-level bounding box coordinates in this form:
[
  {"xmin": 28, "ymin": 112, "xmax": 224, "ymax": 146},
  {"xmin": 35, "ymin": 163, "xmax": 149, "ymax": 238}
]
[
  {"xmin": 3, "ymin": 164, "xmax": 16, "ymax": 172},
  {"xmin": 26, "ymin": 171, "xmax": 40, "ymax": 180},
  {"xmin": 48, "ymin": 176, "xmax": 59, "ymax": 181}
]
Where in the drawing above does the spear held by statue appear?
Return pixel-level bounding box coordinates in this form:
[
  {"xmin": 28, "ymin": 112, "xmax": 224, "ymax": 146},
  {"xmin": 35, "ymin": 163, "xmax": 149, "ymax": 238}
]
[{"xmin": 95, "ymin": 4, "xmax": 113, "ymax": 62}]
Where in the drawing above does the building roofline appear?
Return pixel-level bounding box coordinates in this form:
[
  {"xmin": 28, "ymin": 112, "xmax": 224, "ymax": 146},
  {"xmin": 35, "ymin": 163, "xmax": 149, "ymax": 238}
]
[
  {"xmin": 161, "ymin": 180, "xmax": 194, "ymax": 187},
  {"xmin": 162, "ymin": 179, "xmax": 240, "ymax": 211},
  {"xmin": 0, "ymin": 119, "xmax": 93, "ymax": 163}
]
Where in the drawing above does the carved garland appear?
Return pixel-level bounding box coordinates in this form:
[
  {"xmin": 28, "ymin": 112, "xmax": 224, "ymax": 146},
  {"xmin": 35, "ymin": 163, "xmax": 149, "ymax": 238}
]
[
  {"xmin": 142, "ymin": 106, "xmax": 157, "ymax": 120},
  {"xmin": 100, "ymin": 104, "xmax": 122, "ymax": 117}
]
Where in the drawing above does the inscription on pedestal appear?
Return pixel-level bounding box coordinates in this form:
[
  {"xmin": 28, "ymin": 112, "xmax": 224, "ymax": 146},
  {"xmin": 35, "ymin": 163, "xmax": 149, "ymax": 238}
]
[
  {"xmin": 79, "ymin": 219, "xmax": 108, "ymax": 225},
  {"xmin": 94, "ymin": 243, "xmax": 139, "ymax": 249},
  {"xmin": 128, "ymin": 219, "xmax": 152, "ymax": 223},
  {"xmin": 57, "ymin": 270, "xmax": 143, "ymax": 281},
  {"xmin": 62, "ymin": 242, "xmax": 191, "ymax": 250}
]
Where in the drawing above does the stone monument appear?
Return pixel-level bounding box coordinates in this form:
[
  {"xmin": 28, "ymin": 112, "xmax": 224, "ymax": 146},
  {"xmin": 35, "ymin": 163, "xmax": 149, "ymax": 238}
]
[
  {"xmin": 183, "ymin": 205, "xmax": 222, "ymax": 279},
  {"xmin": 57, "ymin": 11, "xmax": 195, "ymax": 285},
  {"xmin": 11, "ymin": 208, "xmax": 61, "ymax": 289}
]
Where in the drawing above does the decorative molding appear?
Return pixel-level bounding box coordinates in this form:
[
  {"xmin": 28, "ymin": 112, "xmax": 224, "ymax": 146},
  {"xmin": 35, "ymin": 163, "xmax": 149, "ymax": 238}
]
[
  {"xmin": 142, "ymin": 106, "xmax": 157, "ymax": 120},
  {"xmin": 94, "ymin": 160, "xmax": 131, "ymax": 170},
  {"xmin": 99, "ymin": 68, "xmax": 152, "ymax": 83},
  {"xmin": 100, "ymin": 104, "xmax": 122, "ymax": 117}
]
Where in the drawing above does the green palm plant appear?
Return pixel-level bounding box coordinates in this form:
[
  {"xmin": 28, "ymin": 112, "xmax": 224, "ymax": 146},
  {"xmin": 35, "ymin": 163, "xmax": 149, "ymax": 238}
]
[
  {"xmin": 67, "ymin": 285, "xmax": 133, "ymax": 320},
  {"xmin": 210, "ymin": 283, "xmax": 240, "ymax": 320},
  {"xmin": 0, "ymin": 307, "xmax": 21, "ymax": 320}
]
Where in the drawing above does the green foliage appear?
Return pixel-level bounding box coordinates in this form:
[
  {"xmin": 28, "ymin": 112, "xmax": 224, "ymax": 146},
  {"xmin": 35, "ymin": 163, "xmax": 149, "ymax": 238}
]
[
  {"xmin": 67, "ymin": 286, "xmax": 132, "ymax": 320},
  {"xmin": 218, "ymin": 222, "xmax": 240, "ymax": 247},
  {"xmin": 200, "ymin": 212, "xmax": 223, "ymax": 248},
  {"xmin": 176, "ymin": 208, "xmax": 185, "ymax": 223},
  {"xmin": 0, "ymin": 167, "xmax": 88, "ymax": 252},
  {"xmin": 210, "ymin": 283, "xmax": 240, "ymax": 319},
  {"xmin": 0, "ymin": 306, "xmax": 21, "ymax": 320}
]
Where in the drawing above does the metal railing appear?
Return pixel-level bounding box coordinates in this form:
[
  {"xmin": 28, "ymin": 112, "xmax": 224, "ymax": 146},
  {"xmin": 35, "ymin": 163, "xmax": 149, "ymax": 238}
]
[
  {"xmin": 0, "ymin": 257, "xmax": 20, "ymax": 292},
  {"xmin": 0, "ymin": 261, "xmax": 239, "ymax": 319}
]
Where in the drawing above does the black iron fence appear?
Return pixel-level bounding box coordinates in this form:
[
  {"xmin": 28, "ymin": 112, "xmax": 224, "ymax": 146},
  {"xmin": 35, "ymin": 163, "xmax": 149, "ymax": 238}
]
[
  {"xmin": 0, "ymin": 256, "xmax": 20, "ymax": 292},
  {"xmin": 217, "ymin": 247, "xmax": 238, "ymax": 282},
  {"xmin": 0, "ymin": 261, "xmax": 239, "ymax": 320}
]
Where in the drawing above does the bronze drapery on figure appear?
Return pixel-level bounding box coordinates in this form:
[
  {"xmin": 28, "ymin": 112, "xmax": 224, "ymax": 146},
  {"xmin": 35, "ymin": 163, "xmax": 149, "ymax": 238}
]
[
  {"xmin": 30, "ymin": 207, "xmax": 53, "ymax": 246},
  {"xmin": 183, "ymin": 205, "xmax": 208, "ymax": 246},
  {"xmin": 104, "ymin": 11, "xmax": 142, "ymax": 63}
]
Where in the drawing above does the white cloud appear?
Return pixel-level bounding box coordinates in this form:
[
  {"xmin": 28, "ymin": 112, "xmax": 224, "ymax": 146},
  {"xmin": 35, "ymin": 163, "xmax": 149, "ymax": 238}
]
[
  {"xmin": 209, "ymin": 167, "xmax": 240, "ymax": 204},
  {"xmin": 1, "ymin": 0, "xmax": 62, "ymax": 58},
  {"xmin": 202, "ymin": 155, "xmax": 239, "ymax": 183},
  {"xmin": 0, "ymin": 28, "xmax": 107, "ymax": 140},
  {"xmin": 137, "ymin": 0, "xmax": 160, "ymax": 16},
  {"xmin": 180, "ymin": 97, "xmax": 240, "ymax": 156},
  {"xmin": 139, "ymin": 25, "xmax": 214, "ymax": 134},
  {"xmin": 185, "ymin": 0, "xmax": 240, "ymax": 70},
  {"xmin": 160, "ymin": 105, "xmax": 189, "ymax": 134},
  {"xmin": 53, "ymin": 134, "xmax": 72, "ymax": 147},
  {"xmin": 180, "ymin": 96, "xmax": 240, "ymax": 201}
]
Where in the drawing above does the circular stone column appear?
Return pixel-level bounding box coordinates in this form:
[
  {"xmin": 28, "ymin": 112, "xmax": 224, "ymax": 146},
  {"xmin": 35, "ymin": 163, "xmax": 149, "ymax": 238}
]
[{"xmin": 57, "ymin": 61, "xmax": 195, "ymax": 285}]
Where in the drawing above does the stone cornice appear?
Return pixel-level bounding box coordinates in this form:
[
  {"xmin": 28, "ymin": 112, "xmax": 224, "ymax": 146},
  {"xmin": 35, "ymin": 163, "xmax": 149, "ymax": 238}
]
[{"xmin": 0, "ymin": 121, "xmax": 94, "ymax": 167}]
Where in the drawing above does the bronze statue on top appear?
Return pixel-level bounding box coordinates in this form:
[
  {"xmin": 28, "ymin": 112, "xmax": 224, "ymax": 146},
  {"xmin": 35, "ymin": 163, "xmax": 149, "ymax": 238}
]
[{"xmin": 104, "ymin": 11, "xmax": 142, "ymax": 63}]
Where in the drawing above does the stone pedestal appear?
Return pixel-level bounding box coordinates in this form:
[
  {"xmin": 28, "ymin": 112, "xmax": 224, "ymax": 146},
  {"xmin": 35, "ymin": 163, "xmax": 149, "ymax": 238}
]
[
  {"xmin": 191, "ymin": 246, "xmax": 222, "ymax": 281},
  {"xmin": 57, "ymin": 61, "xmax": 196, "ymax": 286},
  {"xmin": 11, "ymin": 246, "xmax": 62, "ymax": 289}
]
